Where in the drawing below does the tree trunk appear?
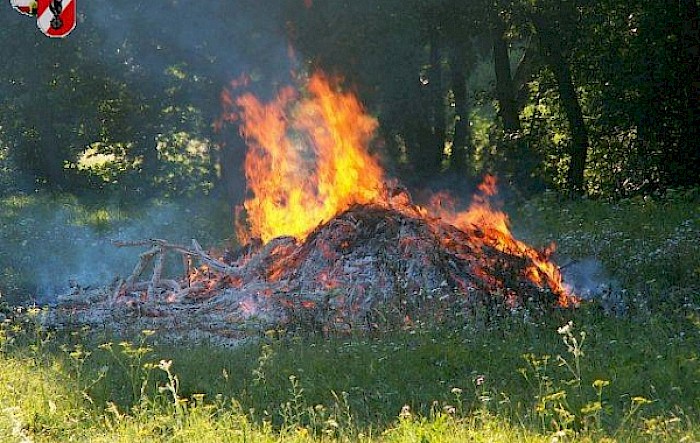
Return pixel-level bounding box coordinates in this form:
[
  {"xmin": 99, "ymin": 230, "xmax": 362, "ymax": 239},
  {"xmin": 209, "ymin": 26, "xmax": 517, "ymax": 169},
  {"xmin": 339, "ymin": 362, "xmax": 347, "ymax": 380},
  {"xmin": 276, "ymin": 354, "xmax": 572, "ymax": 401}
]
[
  {"xmin": 215, "ymin": 131, "xmax": 248, "ymax": 209},
  {"xmin": 427, "ymin": 30, "xmax": 446, "ymax": 170},
  {"xmin": 492, "ymin": 15, "xmax": 521, "ymax": 133},
  {"xmin": 674, "ymin": 0, "xmax": 700, "ymax": 186},
  {"xmin": 679, "ymin": 0, "xmax": 700, "ymax": 106},
  {"xmin": 553, "ymin": 54, "xmax": 589, "ymax": 195},
  {"xmin": 410, "ymin": 24, "xmax": 445, "ymax": 178},
  {"xmin": 449, "ymin": 46, "xmax": 471, "ymax": 172},
  {"xmin": 24, "ymin": 109, "xmax": 69, "ymax": 189},
  {"xmin": 491, "ymin": 13, "xmax": 545, "ymax": 195},
  {"xmin": 513, "ymin": 42, "xmax": 540, "ymax": 109},
  {"xmin": 535, "ymin": 19, "xmax": 590, "ymax": 195}
]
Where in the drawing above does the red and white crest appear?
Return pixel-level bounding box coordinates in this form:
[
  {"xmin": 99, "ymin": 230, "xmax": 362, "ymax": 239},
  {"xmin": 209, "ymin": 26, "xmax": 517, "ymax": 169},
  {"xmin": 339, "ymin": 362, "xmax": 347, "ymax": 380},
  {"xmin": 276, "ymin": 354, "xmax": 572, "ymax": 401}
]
[
  {"xmin": 10, "ymin": 0, "xmax": 37, "ymax": 16},
  {"xmin": 36, "ymin": 0, "xmax": 76, "ymax": 38}
]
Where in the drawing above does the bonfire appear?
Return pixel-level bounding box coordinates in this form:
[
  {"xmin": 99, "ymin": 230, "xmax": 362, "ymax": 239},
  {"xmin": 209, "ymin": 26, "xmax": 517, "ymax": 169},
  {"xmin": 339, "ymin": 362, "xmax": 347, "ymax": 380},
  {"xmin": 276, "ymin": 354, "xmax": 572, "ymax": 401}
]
[{"xmin": 45, "ymin": 72, "xmax": 577, "ymax": 344}]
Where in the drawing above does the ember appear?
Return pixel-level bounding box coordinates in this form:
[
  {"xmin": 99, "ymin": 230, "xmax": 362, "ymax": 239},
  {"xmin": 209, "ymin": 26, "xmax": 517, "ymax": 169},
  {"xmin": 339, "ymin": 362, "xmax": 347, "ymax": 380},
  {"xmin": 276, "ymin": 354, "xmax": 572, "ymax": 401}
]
[
  {"xmin": 45, "ymin": 71, "xmax": 576, "ymax": 343},
  {"xmin": 225, "ymin": 71, "xmax": 574, "ymax": 307}
]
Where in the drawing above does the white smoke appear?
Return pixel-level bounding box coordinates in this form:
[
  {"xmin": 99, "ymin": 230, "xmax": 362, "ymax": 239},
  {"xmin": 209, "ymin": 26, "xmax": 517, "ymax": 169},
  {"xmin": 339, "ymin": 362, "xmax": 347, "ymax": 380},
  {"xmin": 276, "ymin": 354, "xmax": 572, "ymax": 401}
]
[{"xmin": 562, "ymin": 257, "xmax": 625, "ymax": 314}]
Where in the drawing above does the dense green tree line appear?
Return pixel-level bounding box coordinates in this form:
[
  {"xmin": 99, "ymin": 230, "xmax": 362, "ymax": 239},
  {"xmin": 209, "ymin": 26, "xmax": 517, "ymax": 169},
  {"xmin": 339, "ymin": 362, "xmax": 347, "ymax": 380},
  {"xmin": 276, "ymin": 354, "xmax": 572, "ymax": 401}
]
[{"xmin": 1, "ymin": 0, "xmax": 697, "ymax": 202}]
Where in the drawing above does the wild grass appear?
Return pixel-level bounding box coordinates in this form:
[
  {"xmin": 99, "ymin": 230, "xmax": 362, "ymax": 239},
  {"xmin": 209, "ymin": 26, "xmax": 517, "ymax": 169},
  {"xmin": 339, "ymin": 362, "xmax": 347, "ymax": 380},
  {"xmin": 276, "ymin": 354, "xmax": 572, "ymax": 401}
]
[
  {"xmin": 1, "ymin": 300, "xmax": 699, "ymax": 442},
  {"xmin": 0, "ymin": 190, "xmax": 698, "ymax": 441},
  {"xmin": 514, "ymin": 190, "xmax": 700, "ymax": 314}
]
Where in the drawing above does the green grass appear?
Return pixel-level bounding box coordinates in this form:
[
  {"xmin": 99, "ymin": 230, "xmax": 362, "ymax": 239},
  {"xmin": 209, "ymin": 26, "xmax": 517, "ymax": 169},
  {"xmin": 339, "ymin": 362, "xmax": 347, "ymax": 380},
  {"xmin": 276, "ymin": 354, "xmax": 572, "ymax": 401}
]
[
  {"xmin": 513, "ymin": 191, "xmax": 700, "ymax": 295},
  {"xmin": 0, "ymin": 191, "xmax": 698, "ymax": 441},
  {"xmin": 1, "ymin": 303, "xmax": 699, "ymax": 441}
]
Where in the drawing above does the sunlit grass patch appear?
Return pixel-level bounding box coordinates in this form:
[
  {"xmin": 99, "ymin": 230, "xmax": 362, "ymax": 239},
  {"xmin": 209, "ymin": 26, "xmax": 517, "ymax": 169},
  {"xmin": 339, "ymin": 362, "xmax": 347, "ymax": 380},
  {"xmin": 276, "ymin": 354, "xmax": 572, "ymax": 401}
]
[
  {"xmin": 2, "ymin": 301, "xmax": 699, "ymax": 442},
  {"xmin": 0, "ymin": 348, "xmax": 85, "ymax": 440}
]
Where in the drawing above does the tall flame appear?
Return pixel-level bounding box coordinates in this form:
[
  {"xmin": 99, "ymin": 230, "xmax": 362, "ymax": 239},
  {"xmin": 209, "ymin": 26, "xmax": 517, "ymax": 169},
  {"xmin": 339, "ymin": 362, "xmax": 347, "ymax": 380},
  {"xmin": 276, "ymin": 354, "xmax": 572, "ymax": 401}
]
[
  {"xmin": 233, "ymin": 73, "xmax": 384, "ymax": 243},
  {"xmin": 223, "ymin": 71, "xmax": 575, "ymax": 306}
]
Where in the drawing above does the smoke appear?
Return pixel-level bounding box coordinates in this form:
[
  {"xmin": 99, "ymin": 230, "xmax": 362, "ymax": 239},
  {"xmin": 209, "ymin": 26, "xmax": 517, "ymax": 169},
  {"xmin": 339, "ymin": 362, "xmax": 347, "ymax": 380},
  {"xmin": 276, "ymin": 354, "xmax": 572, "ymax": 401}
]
[
  {"xmin": 81, "ymin": 0, "xmax": 294, "ymax": 97},
  {"xmin": 408, "ymin": 171, "xmax": 479, "ymax": 206},
  {"xmin": 561, "ymin": 258, "xmax": 609, "ymax": 299},
  {"xmin": 82, "ymin": 0, "xmax": 300, "ymax": 204},
  {"xmin": 7, "ymin": 198, "xmax": 231, "ymax": 305},
  {"xmin": 561, "ymin": 257, "xmax": 625, "ymax": 314}
]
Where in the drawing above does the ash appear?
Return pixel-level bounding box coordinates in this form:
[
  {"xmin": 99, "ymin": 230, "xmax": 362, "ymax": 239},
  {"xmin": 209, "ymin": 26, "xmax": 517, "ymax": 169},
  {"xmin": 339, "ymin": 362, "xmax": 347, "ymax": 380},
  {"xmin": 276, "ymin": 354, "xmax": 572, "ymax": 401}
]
[{"xmin": 43, "ymin": 204, "xmax": 567, "ymax": 345}]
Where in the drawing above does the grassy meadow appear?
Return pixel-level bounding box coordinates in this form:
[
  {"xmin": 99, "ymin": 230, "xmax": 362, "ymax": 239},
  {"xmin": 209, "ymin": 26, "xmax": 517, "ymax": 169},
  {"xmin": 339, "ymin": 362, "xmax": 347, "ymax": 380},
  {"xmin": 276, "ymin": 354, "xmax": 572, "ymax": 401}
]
[{"xmin": 0, "ymin": 190, "xmax": 698, "ymax": 442}]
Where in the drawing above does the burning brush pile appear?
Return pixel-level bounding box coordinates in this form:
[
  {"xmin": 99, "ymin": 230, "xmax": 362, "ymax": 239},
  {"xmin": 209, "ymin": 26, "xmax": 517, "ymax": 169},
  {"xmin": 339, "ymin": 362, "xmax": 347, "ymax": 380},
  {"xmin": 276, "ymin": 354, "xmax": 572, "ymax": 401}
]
[{"xmin": 44, "ymin": 72, "xmax": 577, "ymax": 344}]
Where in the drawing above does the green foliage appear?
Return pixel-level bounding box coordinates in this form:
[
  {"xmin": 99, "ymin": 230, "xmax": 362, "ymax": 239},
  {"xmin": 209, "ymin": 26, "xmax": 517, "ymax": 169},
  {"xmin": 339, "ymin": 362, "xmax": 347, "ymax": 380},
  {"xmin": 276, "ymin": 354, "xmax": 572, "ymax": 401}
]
[
  {"xmin": 153, "ymin": 131, "xmax": 216, "ymax": 197},
  {"xmin": 0, "ymin": 143, "xmax": 19, "ymax": 196}
]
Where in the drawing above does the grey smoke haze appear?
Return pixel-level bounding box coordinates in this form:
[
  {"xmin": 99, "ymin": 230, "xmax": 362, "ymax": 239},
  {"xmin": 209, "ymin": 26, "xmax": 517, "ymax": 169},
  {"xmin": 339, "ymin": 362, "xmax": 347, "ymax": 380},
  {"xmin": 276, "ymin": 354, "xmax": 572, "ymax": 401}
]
[
  {"xmin": 26, "ymin": 200, "xmax": 231, "ymax": 304},
  {"xmin": 561, "ymin": 257, "xmax": 612, "ymax": 299},
  {"xmin": 562, "ymin": 257, "xmax": 625, "ymax": 314},
  {"xmin": 81, "ymin": 1, "xmax": 295, "ymax": 97}
]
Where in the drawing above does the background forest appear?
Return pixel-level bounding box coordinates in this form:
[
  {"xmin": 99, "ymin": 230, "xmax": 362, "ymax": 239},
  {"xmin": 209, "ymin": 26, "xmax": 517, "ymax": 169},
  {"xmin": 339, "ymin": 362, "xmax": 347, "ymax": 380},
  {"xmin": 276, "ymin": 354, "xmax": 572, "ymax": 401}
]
[{"xmin": 1, "ymin": 0, "xmax": 699, "ymax": 299}]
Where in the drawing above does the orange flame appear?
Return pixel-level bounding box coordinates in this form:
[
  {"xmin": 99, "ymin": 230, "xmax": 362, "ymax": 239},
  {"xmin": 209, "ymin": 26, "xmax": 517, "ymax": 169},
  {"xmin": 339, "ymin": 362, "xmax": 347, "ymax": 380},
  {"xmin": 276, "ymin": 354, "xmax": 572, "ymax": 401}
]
[
  {"xmin": 233, "ymin": 72, "xmax": 384, "ymax": 243},
  {"xmin": 427, "ymin": 176, "xmax": 573, "ymax": 306},
  {"xmin": 222, "ymin": 71, "xmax": 575, "ymax": 306}
]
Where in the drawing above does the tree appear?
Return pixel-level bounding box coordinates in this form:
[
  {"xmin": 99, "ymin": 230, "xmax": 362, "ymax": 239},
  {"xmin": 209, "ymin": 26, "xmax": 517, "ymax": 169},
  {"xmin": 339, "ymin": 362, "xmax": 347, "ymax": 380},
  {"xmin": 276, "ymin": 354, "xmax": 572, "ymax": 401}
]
[
  {"xmin": 571, "ymin": 0, "xmax": 700, "ymax": 194},
  {"xmin": 448, "ymin": 43, "xmax": 471, "ymax": 172},
  {"xmin": 490, "ymin": 8, "xmax": 546, "ymax": 193},
  {"xmin": 492, "ymin": 11, "xmax": 522, "ymax": 134},
  {"xmin": 528, "ymin": 5, "xmax": 589, "ymax": 195}
]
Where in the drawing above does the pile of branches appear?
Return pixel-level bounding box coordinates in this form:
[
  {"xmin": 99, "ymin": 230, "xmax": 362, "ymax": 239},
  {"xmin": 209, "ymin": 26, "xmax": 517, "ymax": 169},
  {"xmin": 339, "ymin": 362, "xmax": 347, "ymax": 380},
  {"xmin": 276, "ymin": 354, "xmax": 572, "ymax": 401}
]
[{"xmin": 46, "ymin": 204, "xmax": 563, "ymax": 337}]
